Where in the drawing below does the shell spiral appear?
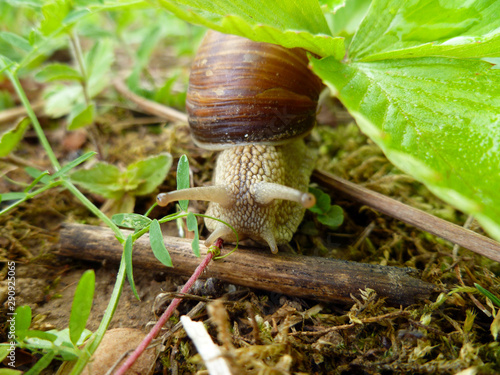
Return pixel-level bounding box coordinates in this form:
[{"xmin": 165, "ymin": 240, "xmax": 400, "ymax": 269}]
[{"xmin": 186, "ymin": 30, "xmax": 323, "ymax": 149}]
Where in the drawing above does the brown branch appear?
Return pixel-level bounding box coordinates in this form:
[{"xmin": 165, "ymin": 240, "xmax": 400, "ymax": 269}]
[
  {"xmin": 313, "ymin": 169, "xmax": 500, "ymax": 263},
  {"xmin": 113, "ymin": 79, "xmax": 188, "ymax": 124},
  {"xmin": 58, "ymin": 223, "xmax": 439, "ymax": 306},
  {"xmin": 291, "ymin": 309, "xmax": 410, "ymax": 337},
  {"xmin": 0, "ymin": 101, "xmax": 44, "ymax": 126}
]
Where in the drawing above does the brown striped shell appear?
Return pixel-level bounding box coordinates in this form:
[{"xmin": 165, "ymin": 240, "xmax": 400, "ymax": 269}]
[{"xmin": 186, "ymin": 30, "xmax": 323, "ymax": 149}]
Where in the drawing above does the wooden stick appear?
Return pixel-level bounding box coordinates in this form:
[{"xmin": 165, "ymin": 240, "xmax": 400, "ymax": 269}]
[
  {"xmin": 313, "ymin": 169, "xmax": 500, "ymax": 263},
  {"xmin": 0, "ymin": 101, "xmax": 44, "ymax": 126},
  {"xmin": 59, "ymin": 223, "xmax": 438, "ymax": 306},
  {"xmin": 113, "ymin": 79, "xmax": 188, "ymax": 124}
]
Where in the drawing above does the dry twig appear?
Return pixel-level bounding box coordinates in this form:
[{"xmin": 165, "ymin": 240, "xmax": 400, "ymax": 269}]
[
  {"xmin": 290, "ymin": 309, "xmax": 410, "ymax": 337},
  {"xmin": 113, "ymin": 79, "xmax": 188, "ymax": 124},
  {"xmin": 0, "ymin": 101, "xmax": 44, "ymax": 125},
  {"xmin": 313, "ymin": 170, "xmax": 500, "ymax": 263}
]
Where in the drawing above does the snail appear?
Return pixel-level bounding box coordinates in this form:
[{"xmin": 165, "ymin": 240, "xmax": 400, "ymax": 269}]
[{"xmin": 157, "ymin": 30, "xmax": 323, "ymax": 253}]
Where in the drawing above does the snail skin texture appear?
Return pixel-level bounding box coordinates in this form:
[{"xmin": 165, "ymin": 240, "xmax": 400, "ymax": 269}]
[{"xmin": 157, "ymin": 31, "xmax": 322, "ymax": 253}]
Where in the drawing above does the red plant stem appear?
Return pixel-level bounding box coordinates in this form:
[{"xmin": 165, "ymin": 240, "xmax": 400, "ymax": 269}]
[{"xmin": 113, "ymin": 240, "xmax": 221, "ymax": 375}]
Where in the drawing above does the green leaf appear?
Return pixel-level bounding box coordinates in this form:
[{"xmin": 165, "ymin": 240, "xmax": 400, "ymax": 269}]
[
  {"xmin": 126, "ymin": 153, "xmax": 173, "ymax": 196},
  {"xmin": 24, "ymin": 166, "xmax": 51, "ymax": 184},
  {"xmin": 319, "ymin": 0, "xmax": 346, "ymax": 8},
  {"xmin": 35, "ymin": 63, "xmax": 83, "ymax": 82},
  {"xmin": 67, "ymin": 103, "xmax": 95, "ymax": 130},
  {"xmin": 71, "ymin": 154, "xmax": 171, "ymax": 201},
  {"xmin": 43, "ymin": 84, "xmax": 82, "ymax": 118},
  {"xmin": 0, "ymin": 368, "xmax": 23, "ymax": 375},
  {"xmin": 0, "ymin": 117, "xmax": 30, "ymax": 157},
  {"xmin": 112, "ymin": 213, "xmax": 152, "ymax": 230},
  {"xmin": 157, "ymin": 0, "xmax": 344, "ymax": 58},
  {"xmin": 0, "ymin": 345, "xmax": 10, "ymax": 362},
  {"xmin": 14, "ymin": 305, "xmax": 31, "ymax": 341},
  {"xmin": 475, "ymin": 283, "xmax": 500, "ymax": 308},
  {"xmin": 69, "ymin": 270, "xmax": 95, "ymax": 346},
  {"xmin": 187, "ymin": 212, "xmax": 200, "ymax": 257},
  {"xmin": 323, "ymin": 0, "xmax": 371, "ymax": 42},
  {"xmin": 149, "ymin": 219, "xmax": 173, "ymax": 267},
  {"xmin": 24, "ymin": 170, "xmax": 50, "ymax": 192},
  {"xmin": 49, "ymin": 151, "xmax": 97, "ymax": 180},
  {"xmin": 350, "ymin": 0, "xmax": 500, "ymax": 61},
  {"xmin": 70, "ymin": 162, "xmax": 123, "ymax": 199},
  {"xmin": 85, "ymin": 39, "xmax": 114, "ymax": 97},
  {"xmin": 23, "ymin": 351, "xmax": 55, "ymax": 375},
  {"xmin": 310, "ymin": 55, "xmax": 500, "ymax": 242},
  {"xmin": 176, "ymin": 154, "xmax": 190, "ymax": 211},
  {"xmin": 63, "ymin": 8, "xmax": 91, "ymax": 25},
  {"xmin": 318, "ymin": 205, "xmax": 344, "ymax": 228},
  {"xmin": 25, "ymin": 327, "xmax": 91, "ymax": 355},
  {"xmin": 308, "ymin": 187, "xmax": 331, "ymax": 214},
  {"xmin": 40, "ymin": 0, "xmax": 70, "ymax": 36},
  {"xmin": 0, "ymin": 31, "xmax": 32, "ymax": 53},
  {"xmin": 0, "ymin": 192, "xmax": 26, "ymax": 202},
  {"xmin": 124, "ymin": 234, "xmax": 139, "ymax": 300},
  {"xmin": 126, "ymin": 25, "xmax": 163, "ymax": 92},
  {"xmin": 24, "ymin": 330, "xmax": 58, "ymax": 342},
  {"xmin": 154, "ymin": 71, "xmax": 187, "ymax": 108}
]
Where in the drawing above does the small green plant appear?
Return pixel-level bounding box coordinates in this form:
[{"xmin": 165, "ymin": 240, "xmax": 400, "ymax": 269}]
[
  {"xmin": 0, "ymin": 346, "xmax": 22, "ymax": 375},
  {"xmin": 0, "ymin": 118, "xmax": 31, "ymax": 158},
  {"xmin": 475, "ymin": 283, "xmax": 500, "ymax": 308},
  {"xmin": 70, "ymin": 153, "xmax": 173, "ymax": 214},
  {"xmin": 111, "ymin": 155, "xmax": 237, "ymax": 299},
  {"xmin": 0, "ymin": 2, "xmax": 216, "ymax": 374},
  {"xmin": 0, "ymin": 270, "xmax": 95, "ymax": 374},
  {"xmin": 36, "ymin": 39, "xmax": 113, "ymax": 130},
  {"xmin": 0, "ymin": 151, "xmax": 96, "ymax": 216},
  {"xmin": 309, "ymin": 187, "xmax": 344, "ymax": 229},
  {"xmin": 475, "ymin": 283, "xmax": 500, "ymax": 341}
]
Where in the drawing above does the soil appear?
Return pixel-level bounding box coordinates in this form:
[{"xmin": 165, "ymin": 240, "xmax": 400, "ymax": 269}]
[{"xmin": 1, "ymin": 87, "xmax": 500, "ymax": 374}]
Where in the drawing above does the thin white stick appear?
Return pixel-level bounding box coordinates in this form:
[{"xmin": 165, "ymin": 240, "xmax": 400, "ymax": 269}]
[{"xmin": 181, "ymin": 316, "xmax": 232, "ymax": 375}]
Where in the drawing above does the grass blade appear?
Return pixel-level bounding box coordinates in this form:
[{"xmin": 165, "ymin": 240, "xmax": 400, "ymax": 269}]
[
  {"xmin": 24, "ymin": 351, "xmax": 55, "ymax": 375},
  {"xmin": 475, "ymin": 283, "xmax": 500, "ymax": 308},
  {"xmin": 176, "ymin": 154, "xmax": 189, "ymax": 211},
  {"xmin": 124, "ymin": 234, "xmax": 139, "ymax": 300},
  {"xmin": 187, "ymin": 212, "xmax": 200, "ymax": 257},
  {"xmin": 14, "ymin": 305, "xmax": 31, "ymax": 341},
  {"xmin": 149, "ymin": 219, "xmax": 173, "ymax": 267},
  {"xmin": 69, "ymin": 270, "xmax": 95, "ymax": 346},
  {"xmin": 50, "ymin": 151, "xmax": 97, "ymax": 180},
  {"xmin": 112, "ymin": 213, "xmax": 152, "ymax": 231}
]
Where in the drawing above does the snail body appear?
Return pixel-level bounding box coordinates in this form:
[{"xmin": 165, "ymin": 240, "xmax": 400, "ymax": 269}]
[{"xmin": 157, "ymin": 31, "xmax": 322, "ymax": 253}]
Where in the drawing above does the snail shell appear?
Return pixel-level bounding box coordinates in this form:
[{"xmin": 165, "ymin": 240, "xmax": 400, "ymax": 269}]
[
  {"xmin": 158, "ymin": 31, "xmax": 322, "ymax": 253},
  {"xmin": 186, "ymin": 30, "xmax": 322, "ymax": 149}
]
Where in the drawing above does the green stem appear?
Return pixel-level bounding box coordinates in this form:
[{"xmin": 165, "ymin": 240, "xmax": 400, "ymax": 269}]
[
  {"xmin": 127, "ymin": 212, "xmax": 189, "ymax": 242},
  {"xmin": 62, "ymin": 180, "xmax": 124, "ymax": 241},
  {"xmin": 0, "ymin": 58, "xmax": 61, "ymax": 171},
  {"xmin": 0, "ymin": 181, "xmax": 64, "ymax": 216},
  {"xmin": 68, "ymin": 255, "xmax": 127, "ymax": 375},
  {"xmin": 68, "ymin": 31, "xmax": 91, "ymax": 106},
  {"xmin": 1, "ymin": 43, "xmax": 128, "ymax": 375}
]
